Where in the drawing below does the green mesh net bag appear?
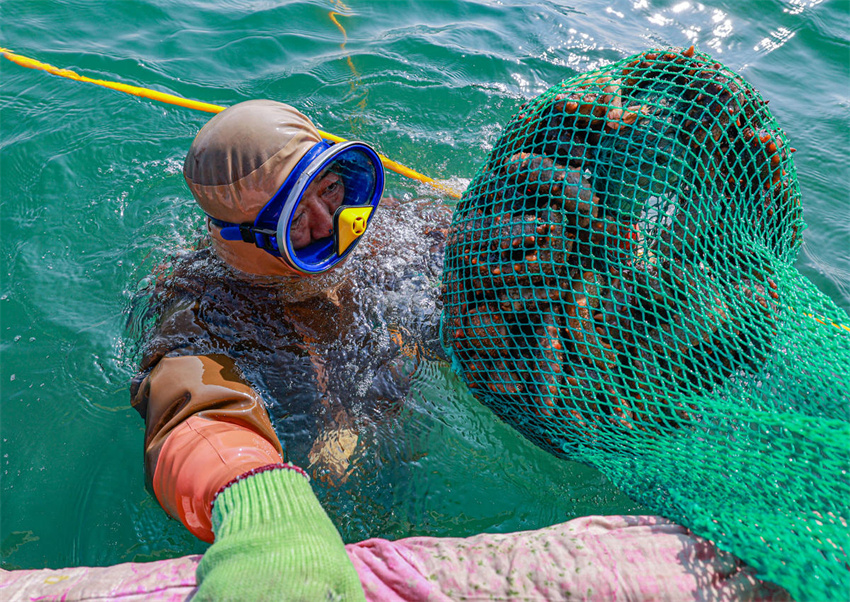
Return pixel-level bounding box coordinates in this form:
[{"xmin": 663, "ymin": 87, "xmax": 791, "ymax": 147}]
[{"xmin": 441, "ymin": 46, "xmax": 850, "ymax": 600}]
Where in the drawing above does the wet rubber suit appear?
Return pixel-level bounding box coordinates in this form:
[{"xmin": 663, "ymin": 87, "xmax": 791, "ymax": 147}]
[
  {"xmin": 126, "ymin": 100, "xmax": 447, "ymax": 600},
  {"xmin": 131, "ymin": 197, "xmax": 448, "ymax": 526}
]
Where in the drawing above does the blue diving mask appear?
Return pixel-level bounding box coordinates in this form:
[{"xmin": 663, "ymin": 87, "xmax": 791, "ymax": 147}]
[{"xmin": 208, "ymin": 140, "xmax": 384, "ymax": 275}]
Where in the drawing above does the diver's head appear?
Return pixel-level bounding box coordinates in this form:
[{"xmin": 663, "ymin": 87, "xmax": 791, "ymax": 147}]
[{"xmin": 183, "ymin": 99, "xmax": 384, "ymax": 277}]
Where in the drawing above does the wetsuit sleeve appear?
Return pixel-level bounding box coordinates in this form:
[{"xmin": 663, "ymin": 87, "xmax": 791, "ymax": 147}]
[{"xmin": 131, "ymin": 353, "xmax": 285, "ymax": 542}]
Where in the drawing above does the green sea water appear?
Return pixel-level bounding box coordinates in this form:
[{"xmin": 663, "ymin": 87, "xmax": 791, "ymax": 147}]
[{"xmin": 1, "ymin": 0, "xmax": 847, "ymax": 571}]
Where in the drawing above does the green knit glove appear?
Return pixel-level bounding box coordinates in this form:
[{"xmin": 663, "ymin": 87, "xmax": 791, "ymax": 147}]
[{"xmin": 193, "ymin": 466, "xmax": 366, "ymax": 602}]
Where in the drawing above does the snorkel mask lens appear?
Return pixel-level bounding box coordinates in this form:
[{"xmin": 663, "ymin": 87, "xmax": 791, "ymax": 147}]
[
  {"xmin": 280, "ymin": 142, "xmax": 384, "ymax": 274},
  {"xmin": 212, "ymin": 140, "xmax": 384, "ymax": 275}
]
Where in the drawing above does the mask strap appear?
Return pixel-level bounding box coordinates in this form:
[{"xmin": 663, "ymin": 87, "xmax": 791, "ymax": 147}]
[{"xmin": 207, "ymin": 218, "xmax": 276, "ymax": 245}]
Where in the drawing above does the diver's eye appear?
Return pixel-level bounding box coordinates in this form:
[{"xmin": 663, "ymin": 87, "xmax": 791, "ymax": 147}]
[
  {"xmin": 291, "ymin": 211, "xmax": 305, "ymax": 228},
  {"xmin": 322, "ymin": 178, "xmax": 341, "ymax": 197}
]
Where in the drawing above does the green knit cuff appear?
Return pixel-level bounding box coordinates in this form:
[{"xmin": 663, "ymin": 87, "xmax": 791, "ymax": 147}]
[
  {"xmin": 197, "ymin": 467, "xmax": 366, "ymax": 601},
  {"xmin": 212, "ymin": 466, "xmax": 338, "ymax": 541}
]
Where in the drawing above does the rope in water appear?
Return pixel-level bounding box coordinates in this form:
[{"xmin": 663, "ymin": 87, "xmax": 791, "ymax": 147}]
[{"xmin": 0, "ymin": 46, "xmax": 462, "ymax": 200}]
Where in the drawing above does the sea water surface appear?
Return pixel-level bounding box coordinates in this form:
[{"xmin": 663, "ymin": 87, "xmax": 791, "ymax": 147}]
[{"xmin": 1, "ymin": 0, "xmax": 848, "ymax": 570}]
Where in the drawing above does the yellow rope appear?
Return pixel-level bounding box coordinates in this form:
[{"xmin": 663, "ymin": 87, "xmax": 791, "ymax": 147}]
[
  {"xmin": 0, "ymin": 46, "xmax": 462, "ymax": 199},
  {"xmin": 802, "ymin": 313, "xmax": 850, "ymax": 334}
]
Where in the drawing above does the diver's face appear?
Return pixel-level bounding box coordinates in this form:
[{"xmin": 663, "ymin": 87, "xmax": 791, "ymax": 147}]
[{"xmin": 289, "ymin": 169, "xmax": 345, "ymax": 250}]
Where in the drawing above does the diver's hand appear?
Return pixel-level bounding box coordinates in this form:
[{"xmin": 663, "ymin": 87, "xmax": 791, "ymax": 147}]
[
  {"xmin": 193, "ymin": 466, "xmax": 365, "ymax": 602},
  {"xmin": 308, "ymin": 426, "xmax": 360, "ymax": 485}
]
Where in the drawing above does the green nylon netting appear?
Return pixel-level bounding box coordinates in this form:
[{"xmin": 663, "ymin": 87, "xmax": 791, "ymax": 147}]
[{"xmin": 441, "ymin": 46, "xmax": 850, "ymax": 600}]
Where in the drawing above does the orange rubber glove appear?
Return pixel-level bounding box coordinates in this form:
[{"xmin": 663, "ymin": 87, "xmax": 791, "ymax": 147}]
[
  {"xmin": 152, "ymin": 415, "xmax": 283, "ymax": 542},
  {"xmin": 132, "ymin": 354, "xmax": 285, "ymax": 541}
]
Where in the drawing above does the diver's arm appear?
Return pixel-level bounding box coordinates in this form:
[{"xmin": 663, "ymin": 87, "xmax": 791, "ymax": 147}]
[
  {"xmin": 132, "ymin": 354, "xmax": 365, "ymax": 599},
  {"xmin": 131, "ymin": 353, "xmax": 284, "ymax": 542},
  {"xmin": 306, "ymin": 351, "xmax": 361, "ymax": 485}
]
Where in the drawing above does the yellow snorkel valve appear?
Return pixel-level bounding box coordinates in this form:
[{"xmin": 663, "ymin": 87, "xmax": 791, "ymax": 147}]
[{"xmin": 333, "ymin": 205, "xmax": 374, "ymax": 255}]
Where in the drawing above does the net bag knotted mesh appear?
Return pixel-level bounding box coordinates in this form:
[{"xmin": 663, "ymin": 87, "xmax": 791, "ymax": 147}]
[{"xmin": 441, "ymin": 46, "xmax": 850, "ymax": 600}]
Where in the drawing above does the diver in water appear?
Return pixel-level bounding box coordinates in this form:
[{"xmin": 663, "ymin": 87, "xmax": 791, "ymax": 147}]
[{"xmin": 130, "ymin": 99, "xmax": 447, "ymax": 600}]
